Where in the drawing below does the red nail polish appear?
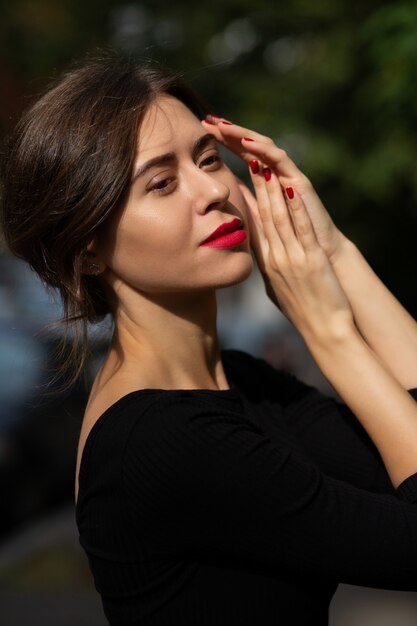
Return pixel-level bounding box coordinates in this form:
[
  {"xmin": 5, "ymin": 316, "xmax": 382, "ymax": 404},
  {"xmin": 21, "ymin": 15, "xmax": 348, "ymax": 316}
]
[
  {"xmin": 209, "ymin": 114, "xmax": 220, "ymax": 118},
  {"xmin": 249, "ymin": 160, "xmax": 259, "ymax": 175},
  {"xmin": 243, "ymin": 137, "xmax": 254, "ymax": 142},
  {"xmin": 220, "ymin": 120, "xmax": 233, "ymax": 125},
  {"xmin": 285, "ymin": 187, "xmax": 294, "ymax": 199},
  {"xmin": 204, "ymin": 119, "xmax": 215, "ymax": 124},
  {"xmin": 263, "ymin": 167, "xmax": 272, "ymax": 182}
]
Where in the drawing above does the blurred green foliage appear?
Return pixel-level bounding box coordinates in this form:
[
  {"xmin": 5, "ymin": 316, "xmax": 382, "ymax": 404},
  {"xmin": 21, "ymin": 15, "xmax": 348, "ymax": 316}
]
[{"xmin": 1, "ymin": 0, "xmax": 417, "ymax": 313}]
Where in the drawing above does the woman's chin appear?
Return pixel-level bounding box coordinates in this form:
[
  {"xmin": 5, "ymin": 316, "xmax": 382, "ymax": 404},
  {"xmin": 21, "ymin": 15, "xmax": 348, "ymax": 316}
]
[{"xmin": 215, "ymin": 255, "xmax": 254, "ymax": 289}]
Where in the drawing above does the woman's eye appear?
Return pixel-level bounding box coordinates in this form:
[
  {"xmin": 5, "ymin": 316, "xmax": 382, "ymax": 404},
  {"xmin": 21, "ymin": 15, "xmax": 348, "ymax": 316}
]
[
  {"xmin": 148, "ymin": 154, "xmax": 222, "ymax": 195},
  {"xmin": 201, "ymin": 154, "xmax": 222, "ymax": 167},
  {"xmin": 149, "ymin": 178, "xmax": 175, "ymax": 194}
]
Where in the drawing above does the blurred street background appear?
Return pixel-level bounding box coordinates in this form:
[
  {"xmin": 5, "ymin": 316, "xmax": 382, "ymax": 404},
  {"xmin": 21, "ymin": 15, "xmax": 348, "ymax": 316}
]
[{"xmin": 0, "ymin": 0, "xmax": 417, "ymax": 623}]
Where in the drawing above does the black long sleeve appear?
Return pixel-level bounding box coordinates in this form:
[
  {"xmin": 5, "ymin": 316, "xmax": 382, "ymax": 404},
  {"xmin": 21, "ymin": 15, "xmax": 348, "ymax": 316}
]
[
  {"xmin": 123, "ymin": 389, "xmax": 417, "ymax": 589},
  {"xmin": 76, "ymin": 349, "xmax": 417, "ymax": 626},
  {"xmin": 225, "ymin": 350, "xmax": 414, "ymax": 495}
]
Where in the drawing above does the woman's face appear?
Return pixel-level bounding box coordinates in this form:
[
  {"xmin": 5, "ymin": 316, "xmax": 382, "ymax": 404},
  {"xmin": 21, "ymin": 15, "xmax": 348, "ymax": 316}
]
[{"xmin": 97, "ymin": 95, "xmax": 253, "ymax": 301}]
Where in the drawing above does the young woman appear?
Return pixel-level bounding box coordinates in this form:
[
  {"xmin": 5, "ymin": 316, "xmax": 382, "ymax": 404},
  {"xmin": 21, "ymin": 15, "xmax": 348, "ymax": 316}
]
[{"xmin": 2, "ymin": 58, "xmax": 417, "ymax": 625}]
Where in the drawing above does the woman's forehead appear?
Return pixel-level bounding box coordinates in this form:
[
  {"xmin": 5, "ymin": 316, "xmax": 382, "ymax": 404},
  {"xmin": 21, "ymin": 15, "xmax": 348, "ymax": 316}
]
[{"xmin": 137, "ymin": 95, "xmax": 201, "ymax": 155}]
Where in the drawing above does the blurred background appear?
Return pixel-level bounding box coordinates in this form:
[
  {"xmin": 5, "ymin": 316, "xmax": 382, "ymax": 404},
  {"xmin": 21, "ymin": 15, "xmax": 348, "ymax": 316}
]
[{"xmin": 0, "ymin": 0, "xmax": 417, "ymax": 624}]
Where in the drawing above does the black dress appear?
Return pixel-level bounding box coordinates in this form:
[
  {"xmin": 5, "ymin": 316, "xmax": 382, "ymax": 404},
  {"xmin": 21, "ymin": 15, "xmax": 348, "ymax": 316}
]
[{"xmin": 76, "ymin": 349, "xmax": 417, "ymax": 625}]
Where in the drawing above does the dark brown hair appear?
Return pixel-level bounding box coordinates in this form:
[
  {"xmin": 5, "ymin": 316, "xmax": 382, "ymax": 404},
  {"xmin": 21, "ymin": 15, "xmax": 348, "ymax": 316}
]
[{"xmin": 1, "ymin": 54, "xmax": 210, "ymax": 391}]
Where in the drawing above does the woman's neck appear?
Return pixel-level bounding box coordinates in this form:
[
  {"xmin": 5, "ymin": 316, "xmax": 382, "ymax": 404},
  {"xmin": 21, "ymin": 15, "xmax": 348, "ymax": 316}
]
[{"xmin": 105, "ymin": 288, "xmax": 230, "ymax": 391}]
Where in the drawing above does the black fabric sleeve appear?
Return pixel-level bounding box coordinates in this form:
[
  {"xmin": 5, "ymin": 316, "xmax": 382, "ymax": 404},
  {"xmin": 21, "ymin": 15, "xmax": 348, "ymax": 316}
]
[
  {"xmin": 397, "ymin": 473, "xmax": 417, "ymax": 503},
  {"xmin": 225, "ymin": 350, "xmax": 417, "ymax": 495},
  {"xmin": 122, "ymin": 396, "xmax": 417, "ymax": 591}
]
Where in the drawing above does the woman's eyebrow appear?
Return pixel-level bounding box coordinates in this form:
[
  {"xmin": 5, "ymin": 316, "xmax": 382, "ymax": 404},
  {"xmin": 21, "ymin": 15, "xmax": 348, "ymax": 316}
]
[
  {"xmin": 191, "ymin": 132, "xmax": 218, "ymax": 158},
  {"xmin": 131, "ymin": 132, "xmax": 217, "ymax": 182}
]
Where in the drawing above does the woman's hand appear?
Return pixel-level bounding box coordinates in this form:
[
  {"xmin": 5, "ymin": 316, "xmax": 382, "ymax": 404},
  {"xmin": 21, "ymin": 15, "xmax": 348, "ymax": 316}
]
[
  {"xmin": 203, "ymin": 117, "xmax": 417, "ymax": 391},
  {"xmin": 243, "ymin": 164, "xmax": 417, "ymax": 489},
  {"xmin": 202, "ymin": 120, "xmax": 417, "ymax": 488},
  {"xmin": 235, "ymin": 158, "xmax": 354, "ymax": 345},
  {"xmin": 201, "ymin": 115, "xmax": 354, "ymax": 340},
  {"xmin": 201, "ymin": 116, "xmax": 347, "ymax": 264}
]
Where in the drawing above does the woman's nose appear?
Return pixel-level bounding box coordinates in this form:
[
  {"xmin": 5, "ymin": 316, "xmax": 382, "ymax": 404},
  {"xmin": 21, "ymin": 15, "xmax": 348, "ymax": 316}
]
[{"xmin": 191, "ymin": 169, "xmax": 230, "ymax": 215}]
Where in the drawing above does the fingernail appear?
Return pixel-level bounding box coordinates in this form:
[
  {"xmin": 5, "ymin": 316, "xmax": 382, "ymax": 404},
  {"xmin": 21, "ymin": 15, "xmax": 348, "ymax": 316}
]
[
  {"xmin": 243, "ymin": 137, "xmax": 254, "ymax": 142},
  {"xmin": 209, "ymin": 114, "xmax": 220, "ymax": 119},
  {"xmin": 220, "ymin": 120, "xmax": 233, "ymax": 125},
  {"xmin": 285, "ymin": 187, "xmax": 294, "ymax": 199},
  {"xmin": 203, "ymin": 119, "xmax": 215, "ymax": 124},
  {"xmin": 249, "ymin": 160, "xmax": 259, "ymax": 175},
  {"xmin": 263, "ymin": 167, "xmax": 272, "ymax": 182}
]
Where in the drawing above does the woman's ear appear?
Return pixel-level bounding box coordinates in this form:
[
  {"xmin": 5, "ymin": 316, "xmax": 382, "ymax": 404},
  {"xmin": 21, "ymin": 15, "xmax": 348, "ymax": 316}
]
[{"xmin": 81, "ymin": 239, "xmax": 106, "ymax": 276}]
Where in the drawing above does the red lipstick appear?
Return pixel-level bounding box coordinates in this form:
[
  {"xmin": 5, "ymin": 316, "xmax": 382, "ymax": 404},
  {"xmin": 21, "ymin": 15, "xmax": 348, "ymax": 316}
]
[{"xmin": 200, "ymin": 218, "xmax": 247, "ymax": 249}]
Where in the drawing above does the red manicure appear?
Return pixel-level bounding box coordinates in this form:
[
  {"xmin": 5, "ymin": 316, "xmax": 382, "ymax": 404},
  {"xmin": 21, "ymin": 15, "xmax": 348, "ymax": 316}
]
[
  {"xmin": 249, "ymin": 160, "xmax": 259, "ymax": 175},
  {"xmin": 285, "ymin": 187, "xmax": 294, "ymax": 199},
  {"xmin": 263, "ymin": 167, "xmax": 272, "ymax": 182},
  {"xmin": 220, "ymin": 120, "xmax": 233, "ymax": 125},
  {"xmin": 209, "ymin": 114, "xmax": 220, "ymax": 119},
  {"xmin": 204, "ymin": 119, "xmax": 215, "ymax": 124},
  {"xmin": 243, "ymin": 137, "xmax": 254, "ymax": 142}
]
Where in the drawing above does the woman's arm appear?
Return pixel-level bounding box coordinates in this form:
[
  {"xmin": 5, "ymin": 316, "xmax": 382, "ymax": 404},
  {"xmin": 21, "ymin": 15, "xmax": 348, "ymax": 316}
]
[
  {"xmin": 202, "ymin": 116, "xmax": 417, "ymax": 389},
  {"xmin": 124, "ymin": 395, "xmax": 417, "ymax": 590},
  {"xmin": 225, "ymin": 349, "xmax": 417, "ymax": 495},
  {"xmin": 330, "ymin": 235, "xmax": 417, "ymax": 389},
  {"xmin": 207, "ymin": 116, "xmax": 417, "ymax": 489},
  {"xmin": 305, "ymin": 316, "xmax": 417, "ymax": 488},
  {"xmin": 242, "ymin": 160, "xmax": 417, "ymax": 488}
]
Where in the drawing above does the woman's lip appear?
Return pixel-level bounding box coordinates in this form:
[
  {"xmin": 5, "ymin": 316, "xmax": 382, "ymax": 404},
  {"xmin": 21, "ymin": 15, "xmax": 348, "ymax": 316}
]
[
  {"xmin": 200, "ymin": 217, "xmax": 243, "ymax": 245},
  {"xmin": 201, "ymin": 229, "xmax": 247, "ymax": 248}
]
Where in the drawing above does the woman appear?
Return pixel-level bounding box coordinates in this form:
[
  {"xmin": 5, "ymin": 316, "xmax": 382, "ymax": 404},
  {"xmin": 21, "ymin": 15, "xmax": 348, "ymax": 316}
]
[{"xmin": 2, "ymin": 57, "xmax": 417, "ymax": 625}]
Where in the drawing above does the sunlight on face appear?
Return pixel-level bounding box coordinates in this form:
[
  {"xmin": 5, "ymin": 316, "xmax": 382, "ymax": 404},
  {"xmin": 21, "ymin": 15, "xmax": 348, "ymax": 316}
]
[{"xmin": 98, "ymin": 95, "xmax": 253, "ymax": 300}]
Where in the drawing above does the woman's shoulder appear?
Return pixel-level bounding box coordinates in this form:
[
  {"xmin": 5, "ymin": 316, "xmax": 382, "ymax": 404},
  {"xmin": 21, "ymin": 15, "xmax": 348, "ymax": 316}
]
[
  {"xmin": 82, "ymin": 348, "xmax": 317, "ymax": 436},
  {"xmin": 78, "ymin": 349, "xmax": 318, "ymax": 466},
  {"xmin": 83, "ymin": 349, "xmax": 257, "ymax": 426},
  {"xmin": 79, "ymin": 359, "xmax": 244, "ymax": 459}
]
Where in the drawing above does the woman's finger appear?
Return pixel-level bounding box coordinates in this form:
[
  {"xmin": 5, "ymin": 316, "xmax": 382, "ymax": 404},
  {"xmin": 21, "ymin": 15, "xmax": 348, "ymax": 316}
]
[
  {"xmin": 284, "ymin": 186, "xmax": 320, "ymax": 254},
  {"xmin": 234, "ymin": 175, "xmax": 268, "ymax": 266},
  {"xmin": 240, "ymin": 136, "xmax": 303, "ymax": 180},
  {"xmin": 203, "ymin": 114, "xmax": 271, "ymax": 143},
  {"xmin": 201, "ymin": 116, "xmax": 275, "ymax": 163},
  {"xmin": 248, "ymin": 161, "xmax": 286, "ymax": 258},
  {"xmin": 262, "ymin": 167, "xmax": 301, "ymax": 257},
  {"xmin": 201, "ymin": 119, "xmax": 258, "ymax": 162},
  {"xmin": 202, "ymin": 117, "xmax": 303, "ymax": 180}
]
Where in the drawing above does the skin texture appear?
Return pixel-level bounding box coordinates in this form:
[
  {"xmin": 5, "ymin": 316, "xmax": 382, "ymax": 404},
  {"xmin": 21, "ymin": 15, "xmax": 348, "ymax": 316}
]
[
  {"xmin": 97, "ymin": 97, "xmax": 253, "ymax": 297},
  {"xmin": 85, "ymin": 96, "xmax": 253, "ymax": 392},
  {"xmin": 200, "ymin": 115, "xmax": 417, "ymax": 488},
  {"xmin": 203, "ymin": 115, "xmax": 417, "ymax": 389},
  {"xmin": 76, "ymin": 99, "xmax": 417, "ymax": 503},
  {"xmin": 75, "ymin": 96, "xmax": 254, "ymax": 503}
]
